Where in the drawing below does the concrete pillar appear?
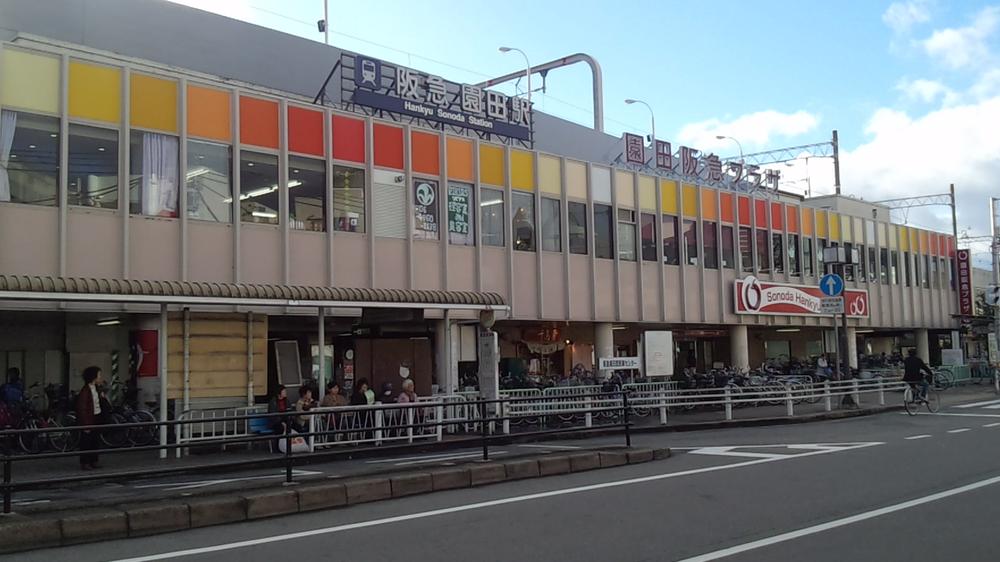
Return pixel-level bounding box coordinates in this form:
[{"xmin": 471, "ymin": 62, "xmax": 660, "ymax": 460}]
[
  {"xmin": 434, "ymin": 318, "xmax": 450, "ymax": 394},
  {"xmin": 916, "ymin": 328, "xmax": 930, "ymax": 363},
  {"xmin": 730, "ymin": 325, "xmax": 750, "ymax": 371},
  {"xmin": 846, "ymin": 326, "xmax": 858, "ymax": 369},
  {"xmin": 595, "ymin": 322, "xmax": 615, "ymax": 380}
]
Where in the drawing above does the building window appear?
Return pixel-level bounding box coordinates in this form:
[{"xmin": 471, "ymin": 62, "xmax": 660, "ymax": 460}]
[
  {"xmin": 618, "ymin": 209, "xmax": 637, "ymax": 261},
  {"xmin": 880, "ymin": 248, "xmax": 890, "ymax": 284},
  {"xmin": 756, "ymin": 229, "xmax": 770, "ymax": 273},
  {"xmin": 817, "ymin": 239, "xmax": 827, "ymax": 274},
  {"xmin": 843, "ymin": 242, "xmax": 855, "ymax": 281},
  {"xmin": 333, "ymin": 165, "xmax": 365, "ymax": 233},
  {"xmin": 568, "ymin": 201, "xmax": 587, "ymax": 255},
  {"xmin": 683, "ymin": 219, "xmax": 698, "ymax": 266},
  {"xmin": 788, "ymin": 234, "xmax": 800, "ymax": 276},
  {"xmin": 413, "ymin": 179, "xmax": 439, "ymax": 240},
  {"xmin": 594, "ymin": 204, "xmax": 613, "ymax": 259},
  {"xmin": 641, "ymin": 213, "xmax": 657, "ymax": 261},
  {"xmin": 239, "ymin": 151, "xmax": 278, "ymax": 225},
  {"xmin": 68, "ymin": 124, "xmax": 119, "ymax": 210},
  {"xmin": 803, "ymin": 238, "xmax": 814, "ymax": 276},
  {"xmin": 904, "ymin": 251, "xmax": 911, "ymax": 286},
  {"xmin": 721, "ymin": 225, "xmax": 735, "ymax": 269},
  {"xmin": 868, "ymin": 246, "xmax": 878, "ymax": 283},
  {"xmin": 512, "ymin": 191, "xmax": 535, "ymax": 251},
  {"xmin": 662, "ymin": 215, "xmax": 679, "ymax": 265},
  {"xmin": 541, "ymin": 197, "xmax": 561, "ymax": 252},
  {"xmin": 772, "ymin": 234, "xmax": 784, "ymax": 274},
  {"xmin": 923, "ymin": 254, "xmax": 930, "ymax": 288},
  {"xmin": 373, "ymin": 169, "xmax": 406, "ymax": 238},
  {"xmin": 950, "ymin": 258, "xmax": 956, "ymax": 291},
  {"xmin": 447, "ymin": 182, "xmax": 474, "ymax": 245},
  {"xmin": 891, "ymin": 251, "xmax": 900, "ymax": 284},
  {"xmin": 930, "ymin": 256, "xmax": 938, "ymax": 289},
  {"xmin": 703, "ymin": 221, "xmax": 718, "ymax": 269},
  {"xmin": 289, "ymin": 156, "xmax": 326, "ymax": 232},
  {"xmin": 186, "ymin": 140, "xmax": 232, "ymax": 222},
  {"xmin": 739, "ymin": 226, "xmax": 753, "ymax": 273},
  {"xmin": 480, "ymin": 187, "xmax": 505, "ymax": 247},
  {"xmin": 1, "ymin": 110, "xmax": 59, "ymax": 206},
  {"xmin": 130, "ymin": 132, "xmax": 179, "ymax": 217}
]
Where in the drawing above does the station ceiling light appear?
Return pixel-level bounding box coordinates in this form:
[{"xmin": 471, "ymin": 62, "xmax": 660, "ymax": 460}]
[
  {"xmin": 96, "ymin": 317, "xmax": 120, "ymax": 326},
  {"xmin": 775, "ymin": 328, "xmax": 800, "ymax": 333}
]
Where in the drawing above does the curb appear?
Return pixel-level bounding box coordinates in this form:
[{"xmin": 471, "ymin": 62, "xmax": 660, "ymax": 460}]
[{"xmin": 0, "ymin": 446, "xmax": 670, "ymax": 554}]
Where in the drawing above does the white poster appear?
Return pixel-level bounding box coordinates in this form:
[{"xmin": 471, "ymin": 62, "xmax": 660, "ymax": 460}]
[
  {"xmin": 477, "ymin": 329, "xmax": 500, "ymax": 402},
  {"xmin": 988, "ymin": 334, "xmax": 998, "ymax": 363},
  {"xmin": 941, "ymin": 349, "xmax": 964, "ymax": 366},
  {"xmin": 643, "ymin": 331, "xmax": 674, "ymax": 377}
]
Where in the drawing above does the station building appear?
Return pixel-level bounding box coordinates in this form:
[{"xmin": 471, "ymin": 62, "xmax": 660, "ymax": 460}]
[{"xmin": 0, "ymin": 0, "xmax": 962, "ymax": 412}]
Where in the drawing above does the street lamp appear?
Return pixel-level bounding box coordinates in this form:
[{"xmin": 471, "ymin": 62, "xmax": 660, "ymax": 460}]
[
  {"xmin": 624, "ymin": 99, "xmax": 655, "ymax": 153},
  {"xmin": 715, "ymin": 135, "xmax": 744, "ymax": 164},
  {"xmin": 498, "ymin": 47, "xmax": 531, "ymax": 109},
  {"xmin": 784, "ymin": 158, "xmax": 814, "ymax": 198}
]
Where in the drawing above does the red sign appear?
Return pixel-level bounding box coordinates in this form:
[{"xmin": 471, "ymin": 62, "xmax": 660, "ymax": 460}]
[
  {"xmin": 957, "ymin": 248, "xmax": 973, "ymax": 316},
  {"xmin": 734, "ymin": 276, "xmax": 869, "ymax": 318},
  {"xmin": 131, "ymin": 330, "xmax": 159, "ymax": 378}
]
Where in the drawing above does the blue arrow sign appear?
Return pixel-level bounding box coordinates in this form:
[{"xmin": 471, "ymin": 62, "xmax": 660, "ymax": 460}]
[{"xmin": 819, "ymin": 273, "xmax": 844, "ymax": 297}]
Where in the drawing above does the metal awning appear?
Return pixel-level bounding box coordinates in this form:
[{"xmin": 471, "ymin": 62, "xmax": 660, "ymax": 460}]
[{"xmin": 0, "ymin": 276, "xmax": 507, "ymax": 311}]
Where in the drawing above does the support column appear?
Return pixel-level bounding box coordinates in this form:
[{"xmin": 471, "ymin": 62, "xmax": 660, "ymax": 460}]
[
  {"xmin": 317, "ymin": 307, "xmax": 326, "ymax": 395},
  {"xmin": 158, "ymin": 304, "xmax": 168, "ymax": 460},
  {"xmin": 916, "ymin": 328, "xmax": 930, "ymax": 363},
  {"xmin": 595, "ymin": 322, "xmax": 615, "ymax": 380},
  {"xmin": 434, "ymin": 318, "xmax": 452, "ymax": 394},
  {"xmin": 846, "ymin": 326, "xmax": 858, "ymax": 369},
  {"xmin": 730, "ymin": 325, "xmax": 750, "ymax": 371}
]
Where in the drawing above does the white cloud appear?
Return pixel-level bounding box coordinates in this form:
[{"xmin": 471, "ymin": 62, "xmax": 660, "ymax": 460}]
[
  {"xmin": 896, "ymin": 78, "xmax": 960, "ymax": 106},
  {"xmin": 883, "ymin": 1, "xmax": 932, "ymax": 34},
  {"xmin": 970, "ymin": 68, "xmax": 1000, "ymax": 100},
  {"xmin": 922, "ymin": 6, "xmax": 1000, "ymax": 69},
  {"xmin": 676, "ymin": 110, "xmax": 820, "ymax": 153}
]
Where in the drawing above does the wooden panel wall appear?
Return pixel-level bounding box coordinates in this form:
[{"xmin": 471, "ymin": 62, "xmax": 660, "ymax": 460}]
[{"xmin": 166, "ymin": 312, "xmax": 267, "ymax": 400}]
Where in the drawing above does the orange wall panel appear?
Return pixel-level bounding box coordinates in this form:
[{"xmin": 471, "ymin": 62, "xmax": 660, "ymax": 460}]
[
  {"xmin": 239, "ymin": 96, "xmax": 278, "ymax": 148},
  {"xmin": 288, "ymin": 106, "xmax": 324, "ymax": 156},
  {"xmin": 770, "ymin": 202, "xmax": 784, "ymax": 231},
  {"xmin": 188, "ymin": 85, "xmax": 231, "ymax": 141},
  {"xmin": 332, "ymin": 115, "xmax": 366, "ymax": 163},
  {"xmin": 801, "ymin": 208, "xmax": 814, "ymax": 236},
  {"xmin": 446, "ymin": 137, "xmax": 473, "ymax": 181},
  {"xmin": 701, "ymin": 188, "xmax": 718, "ymax": 221},
  {"xmin": 720, "ymin": 193, "xmax": 735, "ymax": 223},
  {"xmin": 373, "ymin": 123, "xmax": 404, "ymax": 169},
  {"xmin": 754, "ymin": 199, "xmax": 768, "ymax": 228},
  {"xmin": 738, "ymin": 196, "xmax": 751, "ymax": 226},
  {"xmin": 411, "ymin": 131, "xmax": 440, "ymax": 176},
  {"xmin": 786, "ymin": 206, "xmax": 799, "ymax": 233}
]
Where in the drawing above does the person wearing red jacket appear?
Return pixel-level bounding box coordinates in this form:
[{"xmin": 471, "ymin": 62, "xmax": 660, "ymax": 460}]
[{"xmin": 75, "ymin": 366, "xmax": 106, "ymax": 470}]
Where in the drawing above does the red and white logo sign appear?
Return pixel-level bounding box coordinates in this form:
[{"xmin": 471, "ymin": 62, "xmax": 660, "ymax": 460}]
[
  {"xmin": 734, "ymin": 276, "xmax": 869, "ymax": 317},
  {"xmin": 957, "ymin": 248, "xmax": 973, "ymax": 316}
]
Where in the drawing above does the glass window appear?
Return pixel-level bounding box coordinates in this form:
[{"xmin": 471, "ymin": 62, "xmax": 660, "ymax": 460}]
[
  {"xmin": 904, "ymin": 251, "xmax": 912, "ymax": 286},
  {"xmin": 68, "ymin": 124, "xmax": 119, "ymax": 210},
  {"xmin": 447, "ymin": 182, "xmax": 474, "ymax": 245},
  {"xmin": 739, "ymin": 226, "xmax": 753, "ymax": 273},
  {"xmin": 817, "ymin": 239, "xmax": 827, "ymax": 274},
  {"xmin": 413, "ymin": 179, "xmax": 439, "ymax": 240},
  {"xmin": 481, "ymin": 187, "xmax": 505, "ymax": 247},
  {"xmin": 594, "ymin": 204, "xmax": 613, "ymax": 259},
  {"xmin": 950, "ymin": 258, "xmax": 956, "ymax": 291},
  {"xmin": 868, "ymin": 246, "xmax": 878, "ymax": 283},
  {"xmin": 186, "ymin": 140, "xmax": 232, "ymax": 222},
  {"xmin": 641, "ymin": 213, "xmax": 657, "ymax": 262},
  {"xmin": 683, "ymin": 219, "xmax": 698, "ymax": 266},
  {"xmin": 880, "ymin": 248, "xmax": 890, "ymax": 284},
  {"xmin": 130, "ymin": 132, "xmax": 179, "ymax": 217},
  {"xmin": 772, "ymin": 234, "xmax": 784, "ymax": 274},
  {"xmin": 843, "ymin": 242, "xmax": 855, "ymax": 281},
  {"xmin": 512, "ymin": 191, "xmax": 535, "ymax": 251},
  {"xmin": 721, "ymin": 225, "xmax": 735, "ymax": 269},
  {"xmin": 568, "ymin": 202, "xmax": 587, "ymax": 255},
  {"xmin": 541, "ymin": 197, "xmax": 561, "ymax": 252},
  {"xmin": 703, "ymin": 221, "xmax": 718, "ymax": 269},
  {"xmin": 618, "ymin": 208, "xmax": 636, "ymax": 261},
  {"xmin": 289, "ymin": 156, "xmax": 326, "ymax": 232},
  {"xmin": 788, "ymin": 234, "xmax": 800, "ymax": 276},
  {"xmin": 756, "ymin": 229, "xmax": 770, "ymax": 273},
  {"xmin": 333, "ymin": 165, "xmax": 365, "ymax": 233},
  {"xmin": 239, "ymin": 151, "xmax": 278, "ymax": 225},
  {"xmin": 923, "ymin": 254, "xmax": 930, "ymax": 288},
  {"xmin": 930, "ymin": 256, "xmax": 938, "ymax": 289},
  {"xmin": 803, "ymin": 238, "xmax": 814, "ymax": 276},
  {"xmin": 2, "ymin": 110, "xmax": 59, "ymax": 206},
  {"xmin": 892, "ymin": 251, "xmax": 900, "ymax": 284},
  {"xmin": 662, "ymin": 215, "xmax": 679, "ymax": 265}
]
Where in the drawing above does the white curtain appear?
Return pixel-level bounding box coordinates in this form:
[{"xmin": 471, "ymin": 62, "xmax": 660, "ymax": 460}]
[
  {"xmin": 0, "ymin": 110, "xmax": 16, "ymax": 203},
  {"xmin": 141, "ymin": 133, "xmax": 179, "ymax": 216}
]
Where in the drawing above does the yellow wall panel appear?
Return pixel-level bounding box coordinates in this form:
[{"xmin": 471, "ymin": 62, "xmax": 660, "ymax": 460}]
[
  {"xmin": 566, "ymin": 160, "xmax": 587, "ymax": 199},
  {"xmin": 853, "ymin": 219, "xmax": 864, "ymax": 244},
  {"xmin": 839, "ymin": 215, "xmax": 852, "ymax": 242},
  {"xmin": 681, "ymin": 184, "xmax": 698, "ymax": 217},
  {"xmin": 638, "ymin": 175, "xmax": 656, "ymax": 211},
  {"xmin": 801, "ymin": 208, "xmax": 815, "ymax": 236},
  {"xmin": 660, "ymin": 179, "xmax": 678, "ymax": 214},
  {"xmin": 615, "ymin": 170, "xmax": 635, "ymax": 208},
  {"xmin": 510, "ymin": 149, "xmax": 534, "ymax": 191},
  {"xmin": 816, "ymin": 210, "xmax": 828, "ymax": 238},
  {"xmin": 479, "ymin": 144, "xmax": 504, "ymax": 186},
  {"xmin": 701, "ymin": 187, "xmax": 718, "ymax": 221},
  {"xmin": 538, "ymin": 155, "xmax": 561, "ymax": 195},
  {"xmin": 69, "ymin": 60, "xmax": 121, "ymax": 123},
  {"xmin": 829, "ymin": 213, "xmax": 841, "ymax": 240},
  {"xmin": 899, "ymin": 226, "xmax": 909, "ymax": 251},
  {"xmin": 130, "ymin": 73, "xmax": 177, "ymax": 132},
  {"xmin": 1, "ymin": 49, "xmax": 60, "ymax": 114},
  {"xmin": 910, "ymin": 228, "xmax": 919, "ymax": 252}
]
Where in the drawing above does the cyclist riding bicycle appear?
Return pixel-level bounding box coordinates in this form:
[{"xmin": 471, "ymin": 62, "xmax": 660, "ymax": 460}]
[{"xmin": 902, "ymin": 349, "xmax": 934, "ymax": 401}]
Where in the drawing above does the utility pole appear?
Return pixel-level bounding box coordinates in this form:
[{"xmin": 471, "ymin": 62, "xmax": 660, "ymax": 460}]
[
  {"xmin": 992, "ymin": 197, "xmax": 999, "ymax": 365},
  {"xmin": 832, "ymin": 130, "xmax": 841, "ymax": 196}
]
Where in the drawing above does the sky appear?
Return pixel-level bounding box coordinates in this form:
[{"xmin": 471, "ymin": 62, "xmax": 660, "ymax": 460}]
[{"xmin": 168, "ymin": 0, "xmax": 1000, "ymax": 262}]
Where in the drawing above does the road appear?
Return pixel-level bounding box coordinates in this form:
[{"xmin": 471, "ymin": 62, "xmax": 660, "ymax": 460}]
[{"xmin": 10, "ymin": 396, "xmax": 1000, "ymax": 562}]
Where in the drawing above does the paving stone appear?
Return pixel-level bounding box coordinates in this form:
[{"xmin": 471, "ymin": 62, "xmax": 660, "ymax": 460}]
[
  {"xmin": 59, "ymin": 508, "xmax": 127, "ymax": 545},
  {"xmin": 626, "ymin": 448, "xmax": 654, "ymax": 464},
  {"xmin": 344, "ymin": 478, "xmax": 392, "ymax": 505},
  {"xmin": 504, "ymin": 459, "xmax": 540, "ymax": 480},
  {"xmin": 296, "ymin": 482, "xmax": 347, "ymax": 512},
  {"xmin": 125, "ymin": 502, "xmax": 190, "ymax": 537},
  {"xmin": 537, "ymin": 455, "xmax": 572, "ymax": 476},
  {"xmin": 568, "ymin": 452, "xmax": 601, "ymax": 472},
  {"xmin": 243, "ymin": 489, "xmax": 299, "ymax": 520},
  {"xmin": 429, "ymin": 467, "xmax": 471, "ymax": 491},
  {"xmin": 468, "ymin": 463, "xmax": 507, "ymax": 486},
  {"xmin": 598, "ymin": 451, "xmax": 628, "ymax": 468},
  {"xmin": 391, "ymin": 473, "xmax": 433, "ymax": 498},
  {"xmin": 0, "ymin": 515, "xmax": 61, "ymax": 553},
  {"xmin": 187, "ymin": 496, "xmax": 246, "ymax": 528}
]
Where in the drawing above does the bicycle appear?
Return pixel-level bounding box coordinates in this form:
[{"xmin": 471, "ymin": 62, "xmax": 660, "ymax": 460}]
[
  {"xmin": 931, "ymin": 369, "xmax": 954, "ymax": 391},
  {"xmin": 903, "ymin": 381, "xmax": 940, "ymax": 416}
]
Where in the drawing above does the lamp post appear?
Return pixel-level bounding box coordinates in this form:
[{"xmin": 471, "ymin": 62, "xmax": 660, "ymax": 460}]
[
  {"xmin": 625, "ymin": 99, "xmax": 656, "ymax": 155},
  {"xmin": 784, "ymin": 156, "xmax": 816, "ymax": 198},
  {"xmin": 715, "ymin": 135, "xmax": 744, "ymax": 164},
  {"xmin": 498, "ymin": 47, "xmax": 531, "ymax": 109}
]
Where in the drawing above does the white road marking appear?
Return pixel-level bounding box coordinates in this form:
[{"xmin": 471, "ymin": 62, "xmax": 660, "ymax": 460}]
[
  {"xmin": 104, "ymin": 442, "xmax": 883, "ymax": 562},
  {"xmin": 133, "ymin": 470, "xmax": 322, "ymax": 491},
  {"xmin": 518, "ymin": 444, "xmax": 581, "ymax": 450},
  {"xmin": 912, "ymin": 412, "xmax": 1000, "ymax": 418},
  {"xmin": 688, "ymin": 443, "xmax": 878, "ymax": 459},
  {"xmin": 983, "ymin": 404, "xmax": 1000, "ymax": 409},
  {"xmin": 947, "ymin": 428, "xmax": 971, "ymax": 434},
  {"xmin": 365, "ymin": 450, "xmax": 504, "ymax": 464},
  {"xmin": 392, "ymin": 452, "xmax": 508, "ymax": 466},
  {"xmin": 675, "ymin": 473, "xmax": 1000, "ymax": 562},
  {"xmin": 984, "ymin": 423, "xmax": 1000, "ymax": 428},
  {"xmin": 904, "ymin": 435, "xmax": 932, "ymax": 440},
  {"xmin": 954, "ymin": 398, "xmax": 1000, "ymax": 408}
]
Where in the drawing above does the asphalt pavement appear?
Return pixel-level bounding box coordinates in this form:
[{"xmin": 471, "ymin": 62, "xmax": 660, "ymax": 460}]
[{"xmin": 8, "ymin": 390, "xmax": 1000, "ymax": 561}]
